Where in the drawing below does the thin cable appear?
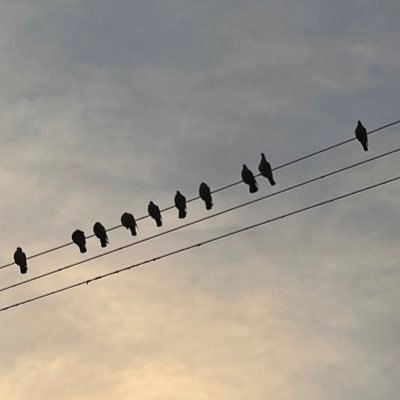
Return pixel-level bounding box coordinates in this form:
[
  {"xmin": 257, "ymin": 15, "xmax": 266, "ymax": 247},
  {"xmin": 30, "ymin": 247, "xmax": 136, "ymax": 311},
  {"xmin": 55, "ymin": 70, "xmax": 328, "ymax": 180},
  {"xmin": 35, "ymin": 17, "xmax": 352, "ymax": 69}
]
[
  {"xmin": 1, "ymin": 146, "xmax": 399, "ymax": 292},
  {"xmin": 1, "ymin": 175, "xmax": 399, "ymax": 313},
  {"xmin": 1, "ymin": 119, "xmax": 399, "ymax": 270}
]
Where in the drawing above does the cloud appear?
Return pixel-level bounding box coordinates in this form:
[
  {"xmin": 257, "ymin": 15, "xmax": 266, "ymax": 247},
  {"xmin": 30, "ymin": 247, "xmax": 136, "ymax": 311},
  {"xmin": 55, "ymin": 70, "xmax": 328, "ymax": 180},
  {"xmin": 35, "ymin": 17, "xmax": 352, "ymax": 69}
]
[{"xmin": 0, "ymin": 0, "xmax": 399, "ymax": 399}]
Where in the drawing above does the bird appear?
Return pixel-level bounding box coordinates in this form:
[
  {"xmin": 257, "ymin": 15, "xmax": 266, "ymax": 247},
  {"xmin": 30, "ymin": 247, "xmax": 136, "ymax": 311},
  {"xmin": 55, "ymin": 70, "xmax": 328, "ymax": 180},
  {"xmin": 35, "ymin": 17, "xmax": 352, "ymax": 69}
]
[
  {"xmin": 93, "ymin": 222, "xmax": 109, "ymax": 247},
  {"xmin": 121, "ymin": 212, "xmax": 138, "ymax": 236},
  {"xmin": 241, "ymin": 164, "xmax": 258, "ymax": 193},
  {"xmin": 174, "ymin": 191, "xmax": 187, "ymax": 219},
  {"xmin": 355, "ymin": 120, "xmax": 368, "ymax": 151},
  {"xmin": 148, "ymin": 201, "xmax": 162, "ymax": 227},
  {"xmin": 199, "ymin": 182, "xmax": 213, "ymax": 210},
  {"xmin": 72, "ymin": 230, "xmax": 87, "ymax": 253},
  {"xmin": 14, "ymin": 247, "xmax": 27, "ymax": 274},
  {"xmin": 258, "ymin": 153, "xmax": 276, "ymax": 186}
]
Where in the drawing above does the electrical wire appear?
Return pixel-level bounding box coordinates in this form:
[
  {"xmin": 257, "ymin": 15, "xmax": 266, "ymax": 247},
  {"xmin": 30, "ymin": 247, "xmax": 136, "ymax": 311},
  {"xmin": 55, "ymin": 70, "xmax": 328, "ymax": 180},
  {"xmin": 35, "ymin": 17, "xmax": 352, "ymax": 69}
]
[
  {"xmin": 2, "ymin": 146, "xmax": 399, "ymax": 293},
  {"xmin": 2, "ymin": 146, "xmax": 400, "ymax": 289},
  {"xmin": 1, "ymin": 174, "xmax": 399, "ymax": 313},
  {"xmin": 1, "ymin": 118, "xmax": 399, "ymax": 271}
]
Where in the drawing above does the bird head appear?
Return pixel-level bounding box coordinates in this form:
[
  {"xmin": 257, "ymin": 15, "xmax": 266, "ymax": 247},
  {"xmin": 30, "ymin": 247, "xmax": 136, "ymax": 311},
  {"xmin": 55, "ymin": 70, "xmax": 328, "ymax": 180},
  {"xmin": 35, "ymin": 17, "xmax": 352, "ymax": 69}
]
[{"xmin": 16, "ymin": 247, "xmax": 22, "ymax": 252}]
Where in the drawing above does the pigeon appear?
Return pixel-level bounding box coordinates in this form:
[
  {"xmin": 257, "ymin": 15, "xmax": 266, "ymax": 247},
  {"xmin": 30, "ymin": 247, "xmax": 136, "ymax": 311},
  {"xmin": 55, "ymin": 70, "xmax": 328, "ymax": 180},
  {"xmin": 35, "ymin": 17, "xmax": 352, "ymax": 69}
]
[
  {"xmin": 199, "ymin": 182, "xmax": 213, "ymax": 210},
  {"xmin": 93, "ymin": 222, "xmax": 109, "ymax": 248},
  {"xmin": 241, "ymin": 164, "xmax": 258, "ymax": 193},
  {"xmin": 258, "ymin": 153, "xmax": 276, "ymax": 186},
  {"xmin": 72, "ymin": 230, "xmax": 87, "ymax": 253},
  {"xmin": 121, "ymin": 212, "xmax": 138, "ymax": 236},
  {"xmin": 14, "ymin": 247, "xmax": 27, "ymax": 274},
  {"xmin": 355, "ymin": 120, "xmax": 368, "ymax": 151},
  {"xmin": 174, "ymin": 191, "xmax": 187, "ymax": 219},
  {"xmin": 148, "ymin": 201, "xmax": 162, "ymax": 227}
]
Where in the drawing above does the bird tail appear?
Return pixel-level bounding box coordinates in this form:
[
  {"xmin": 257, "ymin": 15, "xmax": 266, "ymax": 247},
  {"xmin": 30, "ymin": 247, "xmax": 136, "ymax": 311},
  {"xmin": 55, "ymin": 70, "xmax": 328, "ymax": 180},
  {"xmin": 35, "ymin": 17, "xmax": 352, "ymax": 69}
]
[
  {"xmin": 249, "ymin": 182, "xmax": 258, "ymax": 193},
  {"xmin": 129, "ymin": 226, "xmax": 137, "ymax": 236},
  {"xmin": 268, "ymin": 177, "xmax": 276, "ymax": 186},
  {"xmin": 178, "ymin": 209, "xmax": 187, "ymax": 219},
  {"xmin": 100, "ymin": 237, "xmax": 109, "ymax": 247},
  {"xmin": 362, "ymin": 142, "xmax": 368, "ymax": 151},
  {"xmin": 20, "ymin": 266, "xmax": 28, "ymax": 274},
  {"xmin": 156, "ymin": 218, "xmax": 163, "ymax": 227},
  {"xmin": 206, "ymin": 199, "xmax": 213, "ymax": 210},
  {"xmin": 79, "ymin": 244, "xmax": 87, "ymax": 253}
]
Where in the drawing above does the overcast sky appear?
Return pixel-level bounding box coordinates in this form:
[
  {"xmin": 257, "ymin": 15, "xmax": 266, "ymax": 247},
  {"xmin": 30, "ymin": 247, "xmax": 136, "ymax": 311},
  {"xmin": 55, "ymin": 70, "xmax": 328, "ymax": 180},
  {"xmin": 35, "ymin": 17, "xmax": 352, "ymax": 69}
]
[{"xmin": 0, "ymin": 1, "xmax": 400, "ymax": 399}]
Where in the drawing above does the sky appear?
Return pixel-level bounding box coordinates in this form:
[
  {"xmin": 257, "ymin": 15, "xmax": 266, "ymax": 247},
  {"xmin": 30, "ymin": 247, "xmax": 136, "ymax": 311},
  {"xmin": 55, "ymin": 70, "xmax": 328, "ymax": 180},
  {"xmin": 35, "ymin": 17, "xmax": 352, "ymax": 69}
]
[{"xmin": 0, "ymin": 0, "xmax": 399, "ymax": 399}]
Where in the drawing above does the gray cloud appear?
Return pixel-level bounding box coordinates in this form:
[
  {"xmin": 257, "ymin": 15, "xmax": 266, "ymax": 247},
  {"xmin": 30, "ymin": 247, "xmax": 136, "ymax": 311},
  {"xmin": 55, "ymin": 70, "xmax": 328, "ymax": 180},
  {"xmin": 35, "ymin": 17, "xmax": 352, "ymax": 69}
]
[{"xmin": 0, "ymin": 0, "xmax": 399, "ymax": 398}]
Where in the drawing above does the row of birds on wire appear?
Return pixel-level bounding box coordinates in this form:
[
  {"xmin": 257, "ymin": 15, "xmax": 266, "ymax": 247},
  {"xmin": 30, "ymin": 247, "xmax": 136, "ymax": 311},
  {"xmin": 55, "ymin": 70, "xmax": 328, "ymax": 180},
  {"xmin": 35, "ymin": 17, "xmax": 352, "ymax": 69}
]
[{"xmin": 12, "ymin": 121, "xmax": 370, "ymax": 275}]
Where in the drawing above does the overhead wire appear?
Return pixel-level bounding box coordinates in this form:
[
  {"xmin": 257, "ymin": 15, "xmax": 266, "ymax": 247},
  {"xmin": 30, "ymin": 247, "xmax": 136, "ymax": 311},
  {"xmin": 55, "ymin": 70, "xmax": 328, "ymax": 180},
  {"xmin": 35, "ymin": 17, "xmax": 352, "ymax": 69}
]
[
  {"xmin": 1, "ymin": 146, "xmax": 399, "ymax": 293},
  {"xmin": 1, "ymin": 118, "xmax": 399, "ymax": 271},
  {"xmin": 1, "ymin": 174, "xmax": 399, "ymax": 313}
]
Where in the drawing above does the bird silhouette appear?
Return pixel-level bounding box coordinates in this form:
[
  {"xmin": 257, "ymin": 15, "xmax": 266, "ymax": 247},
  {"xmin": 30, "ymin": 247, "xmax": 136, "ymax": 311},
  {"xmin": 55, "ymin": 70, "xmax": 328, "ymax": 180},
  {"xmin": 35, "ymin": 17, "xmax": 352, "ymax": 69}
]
[
  {"xmin": 72, "ymin": 230, "xmax": 87, "ymax": 253},
  {"xmin": 355, "ymin": 120, "xmax": 368, "ymax": 151},
  {"xmin": 199, "ymin": 182, "xmax": 213, "ymax": 210},
  {"xmin": 14, "ymin": 247, "xmax": 27, "ymax": 274},
  {"xmin": 148, "ymin": 201, "xmax": 162, "ymax": 227},
  {"xmin": 121, "ymin": 212, "xmax": 138, "ymax": 236},
  {"xmin": 93, "ymin": 222, "xmax": 109, "ymax": 247},
  {"xmin": 258, "ymin": 153, "xmax": 276, "ymax": 186},
  {"xmin": 241, "ymin": 164, "xmax": 258, "ymax": 193},
  {"xmin": 174, "ymin": 191, "xmax": 187, "ymax": 219}
]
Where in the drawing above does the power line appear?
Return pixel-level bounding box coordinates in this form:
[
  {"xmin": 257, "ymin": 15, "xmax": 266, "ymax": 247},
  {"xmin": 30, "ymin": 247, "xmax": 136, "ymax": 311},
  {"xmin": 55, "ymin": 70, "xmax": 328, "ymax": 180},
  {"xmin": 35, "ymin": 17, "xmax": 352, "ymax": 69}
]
[
  {"xmin": 2, "ymin": 146, "xmax": 399, "ymax": 293},
  {"xmin": 1, "ymin": 119, "xmax": 399, "ymax": 271},
  {"xmin": 2, "ymin": 145, "xmax": 400, "ymax": 291},
  {"xmin": 1, "ymin": 174, "xmax": 399, "ymax": 313},
  {"xmin": 207, "ymin": 119, "xmax": 400, "ymax": 195}
]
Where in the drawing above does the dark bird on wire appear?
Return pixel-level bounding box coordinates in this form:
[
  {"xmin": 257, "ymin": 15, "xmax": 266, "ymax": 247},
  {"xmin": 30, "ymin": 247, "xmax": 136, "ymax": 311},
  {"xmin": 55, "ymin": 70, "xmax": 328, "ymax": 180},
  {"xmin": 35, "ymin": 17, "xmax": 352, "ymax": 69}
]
[
  {"xmin": 355, "ymin": 120, "xmax": 368, "ymax": 151},
  {"xmin": 258, "ymin": 153, "xmax": 276, "ymax": 186},
  {"xmin": 121, "ymin": 212, "xmax": 138, "ymax": 236},
  {"xmin": 93, "ymin": 222, "xmax": 109, "ymax": 248},
  {"xmin": 199, "ymin": 182, "xmax": 213, "ymax": 210},
  {"xmin": 14, "ymin": 247, "xmax": 27, "ymax": 274},
  {"xmin": 241, "ymin": 164, "xmax": 258, "ymax": 193},
  {"xmin": 174, "ymin": 191, "xmax": 187, "ymax": 219},
  {"xmin": 148, "ymin": 201, "xmax": 162, "ymax": 227},
  {"xmin": 72, "ymin": 230, "xmax": 87, "ymax": 253}
]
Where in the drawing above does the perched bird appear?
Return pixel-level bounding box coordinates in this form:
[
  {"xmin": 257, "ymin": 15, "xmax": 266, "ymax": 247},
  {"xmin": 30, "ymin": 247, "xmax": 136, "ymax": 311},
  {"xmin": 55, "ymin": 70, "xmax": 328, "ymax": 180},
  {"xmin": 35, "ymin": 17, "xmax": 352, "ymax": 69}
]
[
  {"xmin": 93, "ymin": 222, "xmax": 109, "ymax": 247},
  {"xmin": 148, "ymin": 201, "xmax": 162, "ymax": 227},
  {"xmin": 14, "ymin": 247, "xmax": 27, "ymax": 274},
  {"xmin": 199, "ymin": 182, "xmax": 213, "ymax": 210},
  {"xmin": 355, "ymin": 120, "xmax": 368, "ymax": 151},
  {"xmin": 258, "ymin": 153, "xmax": 276, "ymax": 186},
  {"xmin": 121, "ymin": 212, "xmax": 138, "ymax": 236},
  {"xmin": 241, "ymin": 164, "xmax": 258, "ymax": 193},
  {"xmin": 72, "ymin": 230, "xmax": 87, "ymax": 253},
  {"xmin": 174, "ymin": 191, "xmax": 187, "ymax": 219}
]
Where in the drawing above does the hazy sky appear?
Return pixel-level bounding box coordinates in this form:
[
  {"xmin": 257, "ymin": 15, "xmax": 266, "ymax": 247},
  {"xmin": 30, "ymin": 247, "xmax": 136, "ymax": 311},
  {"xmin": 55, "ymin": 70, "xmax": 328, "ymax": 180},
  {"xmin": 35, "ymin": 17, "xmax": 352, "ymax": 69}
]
[{"xmin": 0, "ymin": 1, "xmax": 400, "ymax": 399}]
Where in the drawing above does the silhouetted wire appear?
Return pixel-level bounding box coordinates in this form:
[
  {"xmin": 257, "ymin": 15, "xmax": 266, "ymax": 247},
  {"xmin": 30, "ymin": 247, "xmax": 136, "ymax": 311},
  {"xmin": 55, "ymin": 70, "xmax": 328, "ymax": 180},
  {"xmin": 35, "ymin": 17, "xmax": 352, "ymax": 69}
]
[
  {"xmin": 1, "ymin": 147, "xmax": 399, "ymax": 293},
  {"xmin": 1, "ymin": 119, "xmax": 399, "ymax": 271},
  {"xmin": 1, "ymin": 175, "xmax": 399, "ymax": 313}
]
